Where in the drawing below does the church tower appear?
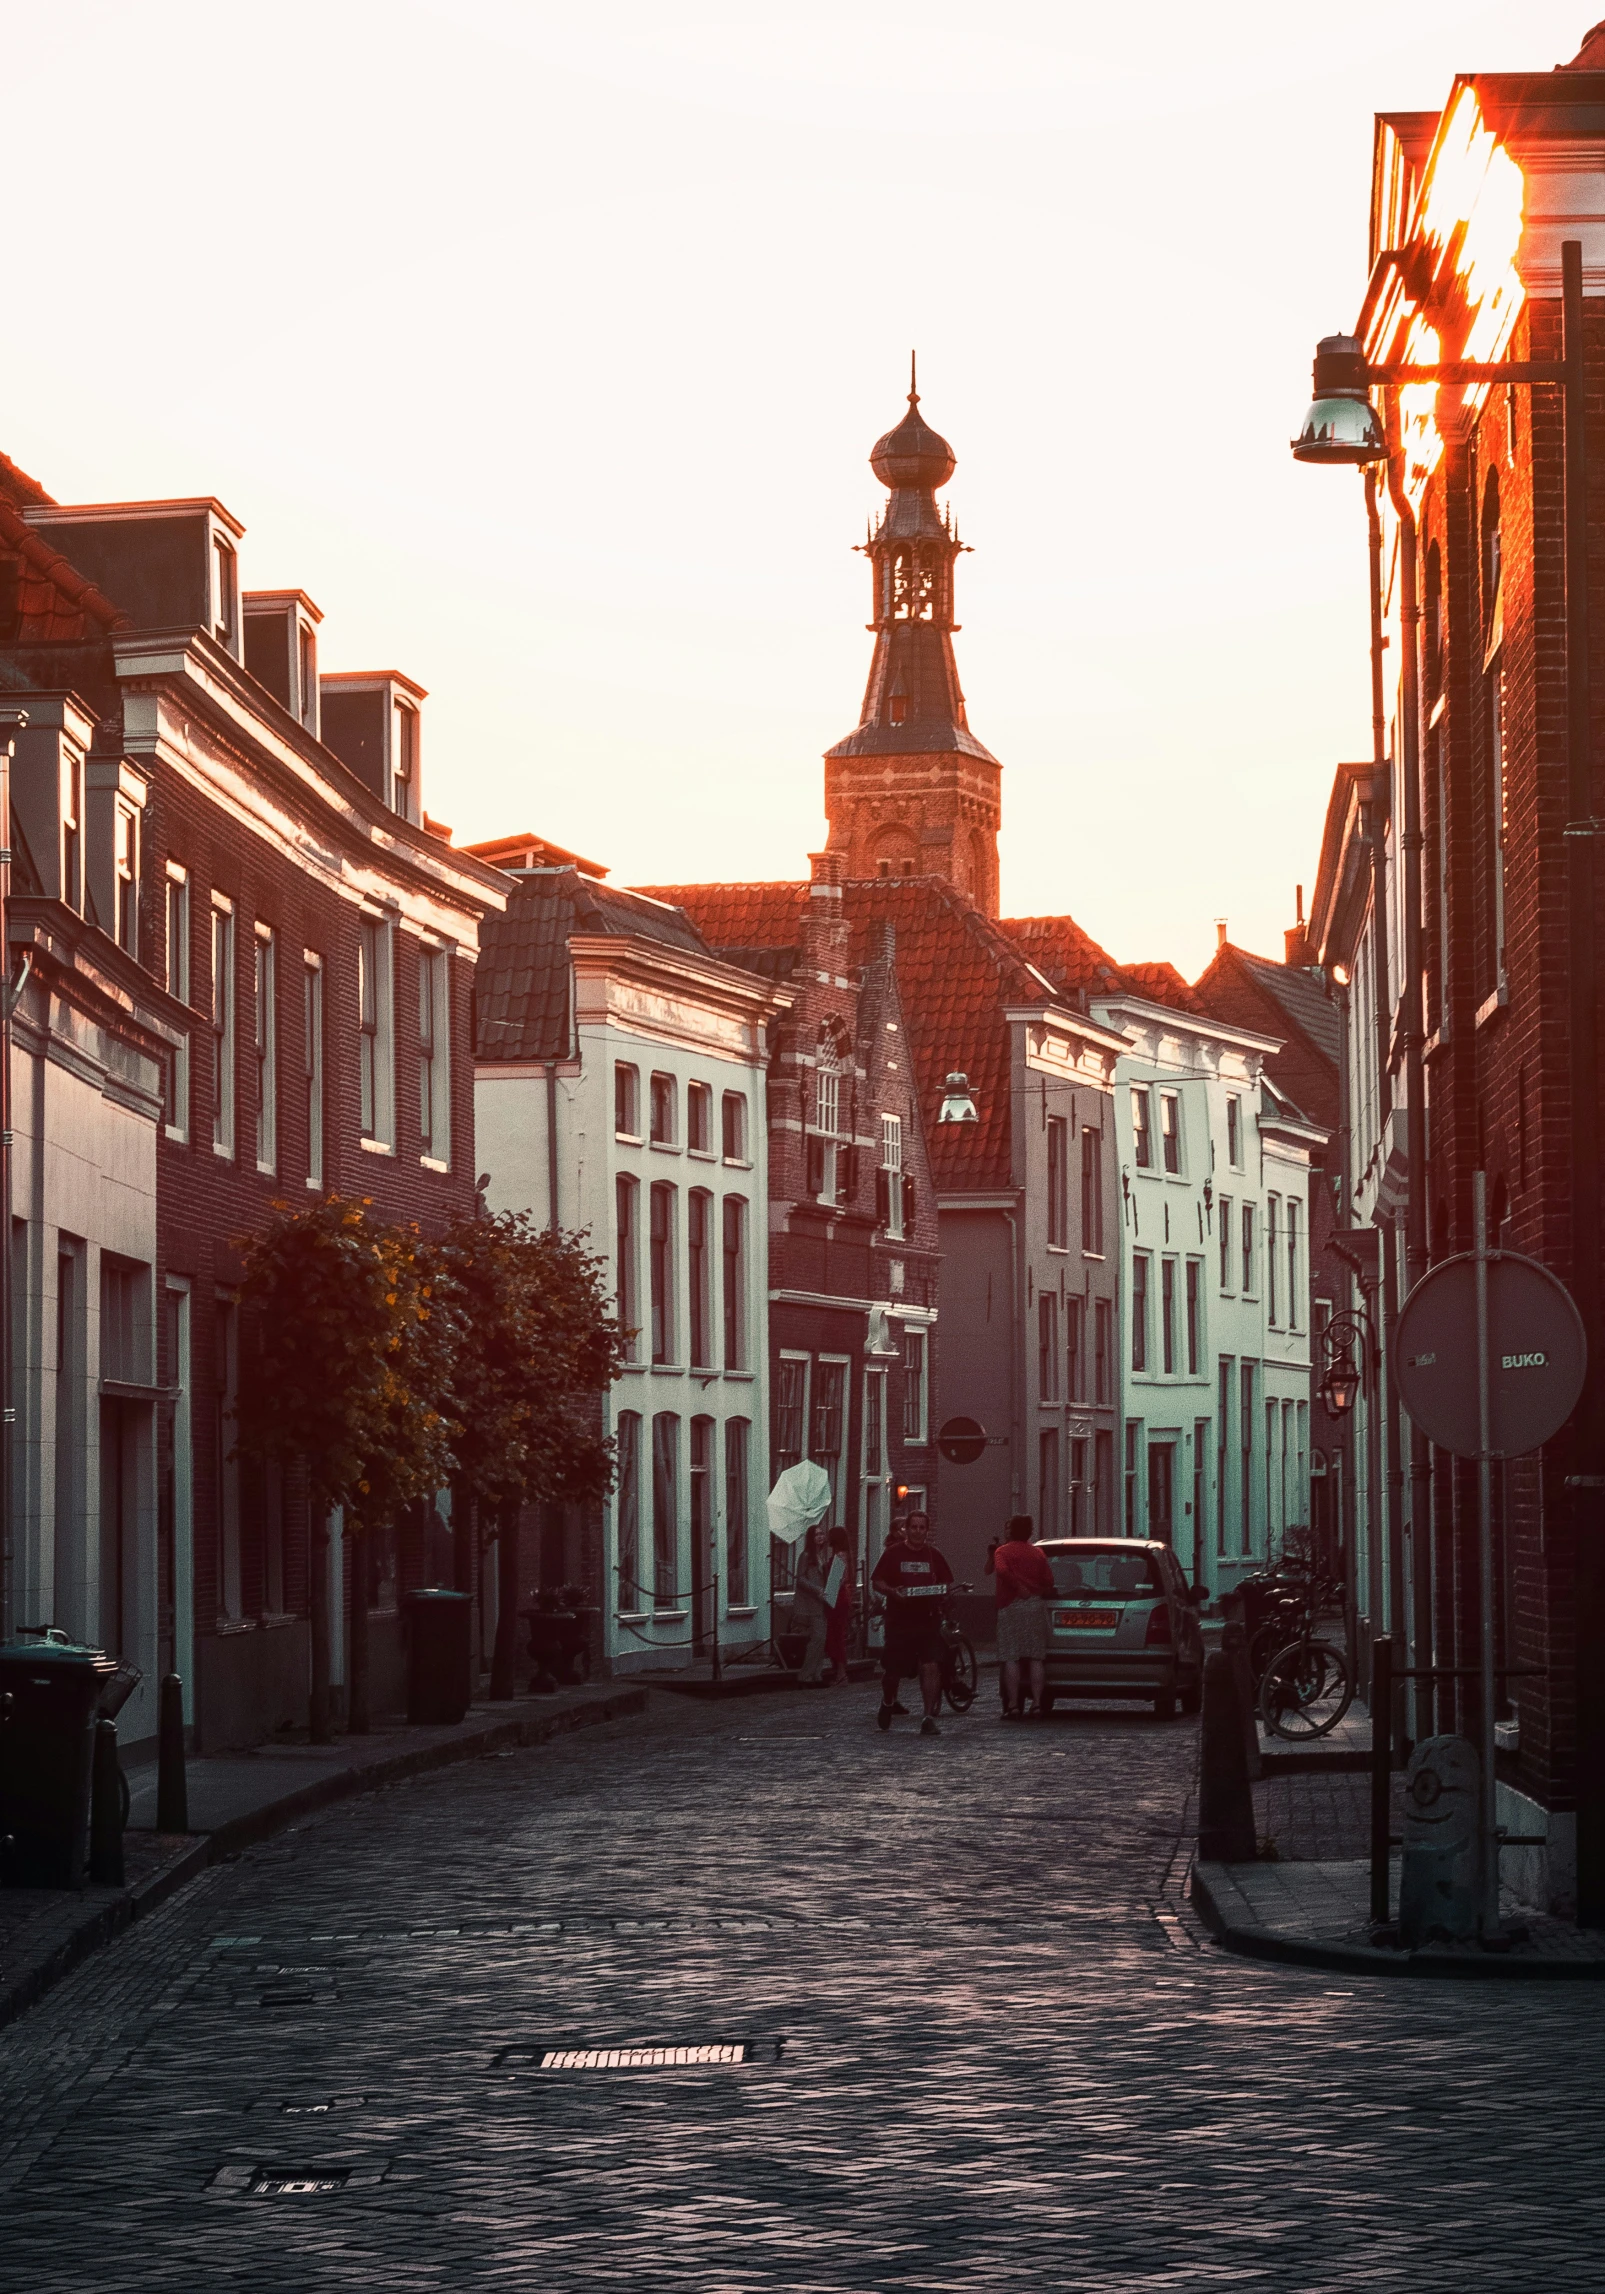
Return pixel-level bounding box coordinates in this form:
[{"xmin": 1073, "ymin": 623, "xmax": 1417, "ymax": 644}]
[{"xmin": 824, "ymin": 368, "xmax": 1001, "ymax": 914}]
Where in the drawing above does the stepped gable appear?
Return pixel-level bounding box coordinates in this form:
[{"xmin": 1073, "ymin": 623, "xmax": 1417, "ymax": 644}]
[
  {"xmin": 647, "ymin": 874, "xmax": 1073, "ymax": 1194},
  {"xmin": 476, "ymin": 868, "xmax": 713, "ymax": 1062}
]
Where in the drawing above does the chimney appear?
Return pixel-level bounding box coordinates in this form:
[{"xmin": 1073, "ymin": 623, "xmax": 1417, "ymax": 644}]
[
  {"xmin": 1214, "ymin": 918, "xmax": 1228, "ymax": 952},
  {"xmin": 1284, "ymin": 884, "xmax": 1310, "ymax": 967},
  {"xmin": 806, "ymin": 850, "xmax": 849, "ymax": 975}
]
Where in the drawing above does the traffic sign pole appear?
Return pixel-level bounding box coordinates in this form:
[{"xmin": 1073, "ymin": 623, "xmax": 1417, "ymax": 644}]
[{"xmin": 1474, "ymin": 1174, "xmax": 1500, "ymax": 1941}]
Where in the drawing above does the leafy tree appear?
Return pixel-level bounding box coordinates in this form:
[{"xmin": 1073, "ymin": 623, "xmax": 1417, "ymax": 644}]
[
  {"xmin": 432, "ymin": 1210, "xmax": 627, "ymax": 1696},
  {"xmin": 235, "ymin": 1195, "xmax": 451, "ymax": 1738}
]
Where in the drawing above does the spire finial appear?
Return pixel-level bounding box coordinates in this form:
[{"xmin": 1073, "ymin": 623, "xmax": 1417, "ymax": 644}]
[{"xmin": 909, "ymin": 348, "xmax": 918, "ymax": 407}]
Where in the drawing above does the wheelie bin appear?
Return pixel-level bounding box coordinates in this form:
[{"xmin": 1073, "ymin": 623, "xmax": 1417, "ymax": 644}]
[
  {"xmin": 403, "ymin": 1589, "xmax": 472, "ymax": 1725},
  {"xmin": 0, "ymin": 1633, "xmax": 118, "ymax": 1886}
]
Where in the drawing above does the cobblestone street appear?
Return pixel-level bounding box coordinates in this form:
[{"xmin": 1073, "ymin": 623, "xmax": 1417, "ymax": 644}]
[{"xmin": 2, "ymin": 1689, "xmax": 1603, "ymax": 2292}]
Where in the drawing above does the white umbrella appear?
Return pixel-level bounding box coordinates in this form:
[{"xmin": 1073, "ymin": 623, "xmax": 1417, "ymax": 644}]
[{"xmin": 765, "ymin": 1460, "xmax": 832, "ymax": 1544}]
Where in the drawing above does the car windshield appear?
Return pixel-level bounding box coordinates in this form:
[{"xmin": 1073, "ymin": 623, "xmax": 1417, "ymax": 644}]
[{"xmin": 1044, "ymin": 1546, "xmax": 1165, "ymax": 1598}]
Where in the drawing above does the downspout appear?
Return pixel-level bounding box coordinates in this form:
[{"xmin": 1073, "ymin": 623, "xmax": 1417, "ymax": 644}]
[
  {"xmin": 1382, "ymin": 457, "xmax": 1435, "ymax": 1744},
  {"xmin": 1003, "ymin": 1205, "xmax": 1023, "ymax": 1512},
  {"xmin": 0, "ymin": 724, "xmax": 13, "ymax": 1645},
  {"xmin": 545, "ymin": 1061, "xmax": 560, "ymax": 1235}
]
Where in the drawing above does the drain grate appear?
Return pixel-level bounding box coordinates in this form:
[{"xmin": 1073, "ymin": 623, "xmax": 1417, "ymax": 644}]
[
  {"xmin": 278, "ymin": 2097, "xmax": 368, "ymax": 2116},
  {"xmin": 542, "ymin": 2044, "xmax": 746, "ymax": 2070},
  {"xmin": 208, "ymin": 2160, "xmax": 390, "ymax": 2199},
  {"xmin": 253, "ymin": 2171, "xmax": 350, "ymax": 2196}
]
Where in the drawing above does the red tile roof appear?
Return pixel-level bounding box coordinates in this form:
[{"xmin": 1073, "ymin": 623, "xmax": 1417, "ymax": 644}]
[
  {"xmin": 639, "ymin": 875, "xmax": 1079, "ymax": 1192},
  {"xmin": 999, "ymin": 913, "xmax": 1125, "ymax": 1002},
  {"xmin": 1119, "ymin": 960, "xmax": 1211, "ymax": 1016},
  {"xmin": 0, "ymin": 497, "xmax": 130, "ymax": 641}
]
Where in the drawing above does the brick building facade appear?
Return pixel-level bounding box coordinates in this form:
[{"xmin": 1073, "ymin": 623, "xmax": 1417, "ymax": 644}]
[{"xmin": 0, "ymin": 449, "xmax": 503, "ymax": 1751}]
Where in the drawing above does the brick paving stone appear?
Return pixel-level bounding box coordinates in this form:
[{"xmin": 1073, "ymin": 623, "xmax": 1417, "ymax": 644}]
[{"xmin": 0, "ymin": 1691, "xmax": 1603, "ymax": 2290}]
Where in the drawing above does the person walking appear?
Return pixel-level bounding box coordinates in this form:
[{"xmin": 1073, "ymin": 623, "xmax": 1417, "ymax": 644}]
[
  {"xmin": 994, "ymin": 1514, "xmax": 1055, "ymax": 1720},
  {"xmin": 794, "ymin": 1524, "xmax": 831, "ymax": 1684},
  {"xmin": 871, "ymin": 1511, "xmax": 955, "ymax": 1736},
  {"xmin": 823, "ymin": 1527, "xmax": 853, "ymax": 1686}
]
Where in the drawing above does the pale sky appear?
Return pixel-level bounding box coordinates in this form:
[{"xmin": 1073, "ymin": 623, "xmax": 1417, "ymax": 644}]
[{"xmin": 5, "ymin": 1, "xmax": 1594, "ymax": 975}]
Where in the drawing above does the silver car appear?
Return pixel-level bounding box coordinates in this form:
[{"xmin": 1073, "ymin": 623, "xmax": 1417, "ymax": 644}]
[{"xmin": 1035, "ymin": 1540, "xmax": 1205, "ymax": 1719}]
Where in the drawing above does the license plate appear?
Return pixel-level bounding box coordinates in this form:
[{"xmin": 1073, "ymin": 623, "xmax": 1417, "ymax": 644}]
[{"xmin": 1055, "ymin": 1608, "xmax": 1118, "ymax": 1630}]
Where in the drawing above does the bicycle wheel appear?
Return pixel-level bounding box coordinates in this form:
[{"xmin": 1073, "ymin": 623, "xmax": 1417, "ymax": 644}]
[
  {"xmin": 943, "ymin": 1635, "xmax": 978, "ymax": 1712},
  {"xmin": 1258, "ymin": 1639, "xmax": 1353, "ymax": 1741}
]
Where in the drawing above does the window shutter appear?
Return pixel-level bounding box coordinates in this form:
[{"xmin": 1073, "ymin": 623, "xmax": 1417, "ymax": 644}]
[
  {"xmin": 875, "ymin": 1168, "xmax": 890, "ymax": 1227},
  {"xmin": 806, "ymin": 1135, "xmax": 824, "ymax": 1196},
  {"xmin": 901, "ymin": 1174, "xmax": 916, "ymax": 1230}
]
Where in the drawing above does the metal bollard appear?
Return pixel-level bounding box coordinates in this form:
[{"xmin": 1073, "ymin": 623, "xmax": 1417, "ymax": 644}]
[
  {"xmin": 1197, "ymin": 1651, "xmax": 1258, "ymax": 1863},
  {"xmin": 89, "ymin": 1718, "xmax": 125, "ymax": 1887},
  {"xmin": 156, "ymin": 1674, "xmax": 188, "ymax": 1834}
]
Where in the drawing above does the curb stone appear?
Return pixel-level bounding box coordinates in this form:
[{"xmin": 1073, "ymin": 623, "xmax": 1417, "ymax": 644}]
[{"xmin": 0, "ymin": 1687, "xmax": 646, "ymax": 2032}]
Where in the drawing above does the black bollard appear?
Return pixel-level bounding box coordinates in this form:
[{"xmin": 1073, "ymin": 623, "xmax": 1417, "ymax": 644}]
[
  {"xmin": 89, "ymin": 1719, "xmax": 125, "ymax": 1887},
  {"xmin": 1197, "ymin": 1650, "xmax": 1258, "ymax": 1864},
  {"xmin": 156, "ymin": 1674, "xmax": 188, "ymax": 1834}
]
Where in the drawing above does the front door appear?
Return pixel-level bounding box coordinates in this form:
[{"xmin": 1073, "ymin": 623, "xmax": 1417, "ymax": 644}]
[{"xmin": 1147, "ymin": 1440, "xmax": 1176, "ymax": 1544}]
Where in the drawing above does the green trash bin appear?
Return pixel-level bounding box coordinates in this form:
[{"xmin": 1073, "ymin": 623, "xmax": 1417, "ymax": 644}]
[
  {"xmin": 403, "ymin": 1589, "xmax": 472, "ymax": 1725},
  {"xmin": 0, "ymin": 1634, "xmax": 118, "ymax": 1887}
]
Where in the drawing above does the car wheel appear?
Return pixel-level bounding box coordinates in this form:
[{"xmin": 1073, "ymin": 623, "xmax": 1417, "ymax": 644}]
[
  {"xmin": 1152, "ymin": 1693, "xmax": 1177, "ymax": 1720},
  {"xmin": 1180, "ymin": 1674, "xmax": 1202, "ymax": 1716}
]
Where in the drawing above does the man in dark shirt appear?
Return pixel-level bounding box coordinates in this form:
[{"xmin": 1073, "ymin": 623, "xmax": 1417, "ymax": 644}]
[{"xmin": 871, "ymin": 1511, "xmax": 955, "ymax": 1736}]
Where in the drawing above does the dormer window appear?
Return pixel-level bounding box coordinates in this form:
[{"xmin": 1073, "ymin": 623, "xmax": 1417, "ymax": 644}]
[
  {"xmin": 212, "ymin": 535, "xmax": 237, "ymax": 646},
  {"xmin": 888, "ymin": 693, "xmax": 908, "ymax": 725},
  {"xmin": 392, "ymin": 701, "xmax": 417, "ymax": 819},
  {"xmin": 298, "ymin": 623, "xmax": 318, "ymax": 732}
]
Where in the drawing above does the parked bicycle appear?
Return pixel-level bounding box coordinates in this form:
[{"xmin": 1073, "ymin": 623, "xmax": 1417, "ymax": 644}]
[
  {"xmin": 869, "ymin": 1585, "xmax": 978, "ymax": 1715},
  {"xmin": 1257, "ymin": 1631, "xmax": 1355, "ymax": 1741}
]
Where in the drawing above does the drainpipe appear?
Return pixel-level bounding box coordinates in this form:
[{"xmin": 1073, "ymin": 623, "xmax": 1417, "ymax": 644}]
[
  {"xmin": 1382, "ymin": 459, "xmax": 1435, "ymax": 1744},
  {"xmin": 544, "ymin": 1061, "xmax": 560, "ymax": 1234},
  {"xmin": 1002, "ymin": 1205, "xmax": 1023, "ymax": 1512},
  {"xmin": 0, "ymin": 723, "xmax": 14, "ymax": 1645}
]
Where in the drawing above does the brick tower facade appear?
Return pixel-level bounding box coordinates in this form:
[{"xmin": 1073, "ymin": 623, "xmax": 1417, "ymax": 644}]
[{"xmin": 824, "ymin": 373, "xmax": 1001, "ymax": 915}]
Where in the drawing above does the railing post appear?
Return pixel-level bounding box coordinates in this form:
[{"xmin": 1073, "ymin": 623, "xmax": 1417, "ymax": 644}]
[{"xmin": 1370, "ymin": 1634, "xmax": 1393, "ymax": 1926}]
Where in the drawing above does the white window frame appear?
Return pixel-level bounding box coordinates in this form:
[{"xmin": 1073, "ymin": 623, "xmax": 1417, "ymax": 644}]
[
  {"xmin": 114, "ymin": 799, "xmax": 139, "ymax": 956},
  {"xmin": 304, "ymin": 952, "xmax": 324, "ymax": 1189},
  {"xmin": 882, "ymin": 1112, "xmax": 905, "ymax": 1239},
  {"xmin": 164, "ymin": 863, "xmax": 191, "ymax": 1144},
  {"xmin": 212, "ymin": 535, "xmax": 237, "ymax": 647},
  {"xmin": 1131, "ymin": 1085, "xmax": 1153, "ymax": 1169},
  {"xmin": 390, "ymin": 698, "xmax": 418, "ymax": 820},
  {"xmin": 358, "ymin": 913, "xmax": 396, "ymax": 1151},
  {"xmin": 254, "ymin": 923, "xmax": 276, "ymax": 1175},
  {"xmin": 901, "ymin": 1322, "xmax": 929, "ymax": 1445},
  {"xmin": 1159, "ymin": 1090, "xmax": 1182, "ymax": 1176},
  {"xmin": 615, "ymin": 1062, "xmax": 641, "ymax": 1141},
  {"xmin": 1226, "ymin": 1094, "xmax": 1243, "ymax": 1169},
  {"xmin": 418, "ymin": 943, "xmax": 451, "ymax": 1169},
  {"xmin": 210, "ymin": 896, "xmax": 235, "ymax": 1160},
  {"xmin": 61, "ymin": 746, "xmax": 82, "ymax": 913},
  {"xmin": 1287, "ymin": 1198, "xmax": 1303, "ymax": 1330}
]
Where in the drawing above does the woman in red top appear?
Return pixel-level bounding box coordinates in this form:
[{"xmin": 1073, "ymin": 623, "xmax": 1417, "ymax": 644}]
[{"xmin": 993, "ymin": 1514, "xmax": 1056, "ymax": 1720}]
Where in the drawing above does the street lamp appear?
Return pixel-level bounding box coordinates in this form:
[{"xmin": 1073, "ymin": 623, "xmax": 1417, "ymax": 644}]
[
  {"xmin": 1291, "ymin": 335, "xmax": 1389, "ymax": 466},
  {"xmin": 937, "ymin": 1072, "xmax": 978, "ymax": 1124},
  {"xmin": 1317, "ymin": 1306, "xmax": 1373, "ymax": 1424}
]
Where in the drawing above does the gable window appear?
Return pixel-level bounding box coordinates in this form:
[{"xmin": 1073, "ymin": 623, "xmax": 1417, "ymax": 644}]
[
  {"xmin": 357, "ymin": 917, "xmax": 395, "ymax": 1147},
  {"xmin": 211, "ymin": 899, "xmax": 235, "ymax": 1158},
  {"xmin": 878, "ymin": 1114, "xmax": 905, "ymax": 1237},
  {"xmin": 809, "ymin": 1035, "xmax": 842, "ymax": 1203},
  {"xmin": 721, "ymin": 1091, "xmax": 748, "ymax": 1162},
  {"xmin": 1047, "ymin": 1115, "xmax": 1069, "ymax": 1246},
  {"xmin": 1226, "ymin": 1096, "xmax": 1242, "ymax": 1169},
  {"xmin": 1131, "ymin": 1252, "xmax": 1150, "ymax": 1373},
  {"xmin": 615, "ymin": 1062, "xmax": 640, "ymax": 1139},
  {"xmin": 1081, "ymin": 1126, "xmax": 1104, "ymax": 1254},
  {"xmin": 253, "ymin": 926, "xmax": 276, "ymax": 1175},
  {"xmin": 687, "ymin": 1079, "xmax": 712, "ymax": 1154},
  {"xmin": 1160, "ymin": 1091, "xmax": 1181, "ymax": 1175},
  {"xmin": 303, "ymin": 954, "xmax": 324, "ymax": 1188},
  {"xmin": 1131, "ymin": 1086, "xmax": 1153, "ymax": 1169},
  {"xmin": 419, "ymin": 946, "xmax": 450, "ymax": 1165},
  {"xmin": 650, "ymin": 1072, "xmax": 677, "ymax": 1147}
]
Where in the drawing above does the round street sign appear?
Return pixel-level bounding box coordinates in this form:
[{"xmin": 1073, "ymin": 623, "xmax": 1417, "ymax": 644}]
[
  {"xmin": 1394, "ymin": 1251, "xmax": 1588, "ymax": 1460},
  {"xmin": 936, "ymin": 1415, "xmax": 988, "ymax": 1466}
]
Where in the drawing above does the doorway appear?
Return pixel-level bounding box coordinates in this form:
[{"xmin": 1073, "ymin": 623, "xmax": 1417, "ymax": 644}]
[{"xmin": 1147, "ymin": 1439, "xmax": 1177, "ymax": 1544}]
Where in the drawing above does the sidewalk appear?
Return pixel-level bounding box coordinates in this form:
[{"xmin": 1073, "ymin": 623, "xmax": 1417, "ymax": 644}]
[
  {"xmin": 0, "ymin": 1681, "xmax": 645, "ymax": 2032},
  {"xmin": 1193, "ymin": 1855, "xmax": 1605, "ymax": 1978}
]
